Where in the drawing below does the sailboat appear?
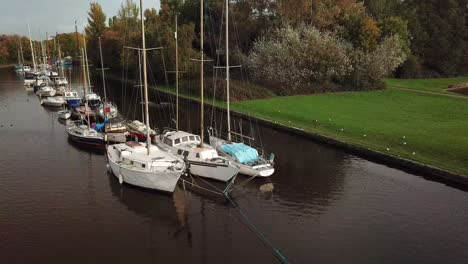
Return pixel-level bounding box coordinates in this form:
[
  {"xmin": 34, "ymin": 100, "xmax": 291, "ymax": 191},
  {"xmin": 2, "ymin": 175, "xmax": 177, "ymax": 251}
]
[
  {"xmin": 66, "ymin": 47, "xmax": 105, "ymax": 148},
  {"xmin": 51, "ymin": 37, "xmax": 68, "ymax": 87},
  {"xmin": 156, "ymin": 0, "xmax": 239, "ymax": 182},
  {"xmin": 124, "ymin": 48, "xmax": 156, "ymax": 142},
  {"xmin": 107, "ymin": 0, "xmax": 186, "ymax": 193},
  {"xmin": 208, "ymin": 0, "xmax": 274, "ymax": 177},
  {"xmin": 96, "ymin": 37, "xmax": 118, "ymax": 119},
  {"xmin": 15, "ymin": 42, "xmax": 30, "ymax": 73},
  {"xmin": 24, "ymin": 24, "xmax": 39, "ymax": 88},
  {"xmin": 82, "ymin": 34, "xmax": 102, "ymax": 107}
]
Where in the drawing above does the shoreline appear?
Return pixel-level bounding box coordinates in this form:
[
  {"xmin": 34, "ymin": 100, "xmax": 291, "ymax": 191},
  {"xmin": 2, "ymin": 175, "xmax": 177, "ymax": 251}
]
[{"xmin": 0, "ymin": 64, "xmax": 15, "ymax": 69}]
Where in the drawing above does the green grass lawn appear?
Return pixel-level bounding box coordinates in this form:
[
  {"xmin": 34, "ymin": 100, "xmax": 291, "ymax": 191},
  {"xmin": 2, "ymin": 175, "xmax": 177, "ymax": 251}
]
[
  {"xmin": 385, "ymin": 77, "xmax": 468, "ymax": 94},
  {"xmin": 229, "ymin": 90, "xmax": 468, "ymax": 176}
]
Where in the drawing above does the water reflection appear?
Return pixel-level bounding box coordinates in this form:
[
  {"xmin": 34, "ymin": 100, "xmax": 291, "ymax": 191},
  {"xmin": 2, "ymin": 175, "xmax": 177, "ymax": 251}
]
[{"xmin": 108, "ymin": 174, "xmax": 193, "ymax": 247}]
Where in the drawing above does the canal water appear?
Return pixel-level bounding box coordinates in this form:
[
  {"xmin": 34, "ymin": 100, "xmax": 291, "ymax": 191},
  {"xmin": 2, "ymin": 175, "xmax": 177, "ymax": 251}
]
[{"xmin": 1, "ymin": 68, "xmax": 467, "ymax": 263}]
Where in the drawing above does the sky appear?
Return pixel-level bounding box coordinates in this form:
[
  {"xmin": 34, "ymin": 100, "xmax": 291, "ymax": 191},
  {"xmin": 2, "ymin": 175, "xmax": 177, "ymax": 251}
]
[{"xmin": 0, "ymin": 0, "xmax": 161, "ymax": 40}]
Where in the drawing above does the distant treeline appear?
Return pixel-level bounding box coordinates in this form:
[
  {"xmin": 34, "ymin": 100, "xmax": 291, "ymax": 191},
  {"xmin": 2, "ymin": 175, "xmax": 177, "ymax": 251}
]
[
  {"xmin": 2, "ymin": 0, "xmax": 467, "ymax": 95},
  {"xmin": 0, "ymin": 32, "xmax": 83, "ymax": 65}
]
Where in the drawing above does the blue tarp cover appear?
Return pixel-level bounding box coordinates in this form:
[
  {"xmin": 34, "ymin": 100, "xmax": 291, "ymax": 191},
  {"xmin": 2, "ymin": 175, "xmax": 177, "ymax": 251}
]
[
  {"xmin": 92, "ymin": 119, "xmax": 108, "ymax": 132},
  {"xmin": 221, "ymin": 143, "xmax": 259, "ymax": 164}
]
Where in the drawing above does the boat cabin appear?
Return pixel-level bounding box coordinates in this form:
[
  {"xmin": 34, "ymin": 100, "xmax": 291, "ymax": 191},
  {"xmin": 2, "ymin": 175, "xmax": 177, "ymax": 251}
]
[
  {"xmin": 64, "ymin": 91, "xmax": 79, "ymax": 98},
  {"xmin": 162, "ymin": 131, "xmax": 218, "ymax": 160}
]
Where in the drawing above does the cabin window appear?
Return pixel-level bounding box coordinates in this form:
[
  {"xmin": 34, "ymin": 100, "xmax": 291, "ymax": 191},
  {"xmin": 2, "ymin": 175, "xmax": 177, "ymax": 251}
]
[
  {"xmin": 164, "ymin": 138, "xmax": 173, "ymax": 146},
  {"xmin": 174, "ymin": 138, "xmax": 181, "ymax": 145},
  {"xmin": 189, "ymin": 136, "xmax": 195, "ymax": 141},
  {"xmin": 182, "ymin": 137, "xmax": 189, "ymax": 142},
  {"xmin": 183, "ymin": 151, "xmax": 189, "ymax": 157},
  {"xmin": 196, "ymin": 136, "xmax": 201, "ymax": 141},
  {"xmin": 130, "ymin": 161, "xmax": 134, "ymax": 165},
  {"xmin": 196, "ymin": 153, "xmax": 200, "ymax": 158},
  {"xmin": 142, "ymin": 164, "xmax": 146, "ymax": 168},
  {"xmin": 177, "ymin": 149, "xmax": 183, "ymax": 155}
]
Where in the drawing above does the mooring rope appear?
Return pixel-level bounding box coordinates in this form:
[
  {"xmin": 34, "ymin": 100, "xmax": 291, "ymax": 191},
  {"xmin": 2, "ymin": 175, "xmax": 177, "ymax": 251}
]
[{"xmin": 224, "ymin": 193, "xmax": 291, "ymax": 264}]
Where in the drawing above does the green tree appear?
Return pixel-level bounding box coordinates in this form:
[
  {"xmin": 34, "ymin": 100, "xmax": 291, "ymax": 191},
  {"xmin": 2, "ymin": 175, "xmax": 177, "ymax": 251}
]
[{"xmin": 85, "ymin": 2, "xmax": 107, "ymax": 38}]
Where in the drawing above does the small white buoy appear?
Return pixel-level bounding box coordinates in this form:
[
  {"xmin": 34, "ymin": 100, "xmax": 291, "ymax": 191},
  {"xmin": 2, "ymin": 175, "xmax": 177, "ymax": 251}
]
[
  {"xmin": 118, "ymin": 174, "xmax": 124, "ymax": 185},
  {"xmin": 340, "ymin": 128, "xmax": 344, "ymax": 131},
  {"xmin": 315, "ymin": 120, "xmax": 318, "ymax": 122},
  {"xmin": 403, "ymin": 142, "xmax": 407, "ymax": 145},
  {"xmin": 363, "ymin": 134, "xmax": 367, "ymax": 137},
  {"xmin": 403, "ymin": 136, "xmax": 406, "ymax": 139},
  {"xmin": 412, "ymin": 152, "xmax": 416, "ymax": 155},
  {"xmin": 386, "ymin": 148, "xmax": 390, "ymax": 151}
]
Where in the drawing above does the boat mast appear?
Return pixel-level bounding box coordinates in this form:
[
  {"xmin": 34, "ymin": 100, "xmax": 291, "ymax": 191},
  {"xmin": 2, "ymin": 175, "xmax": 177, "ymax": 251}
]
[
  {"xmin": 57, "ymin": 36, "xmax": 63, "ymax": 78},
  {"xmin": 28, "ymin": 24, "xmax": 36, "ymax": 72},
  {"xmin": 40, "ymin": 41, "xmax": 46, "ymax": 67},
  {"xmin": 83, "ymin": 34, "xmax": 91, "ymax": 89},
  {"xmin": 81, "ymin": 48, "xmax": 91, "ymax": 128},
  {"xmin": 175, "ymin": 13, "xmax": 179, "ymax": 131},
  {"xmin": 225, "ymin": 0, "xmax": 231, "ymax": 142},
  {"xmin": 140, "ymin": 0, "xmax": 151, "ymax": 155},
  {"xmin": 138, "ymin": 48, "xmax": 145, "ymax": 123},
  {"xmin": 199, "ymin": 0, "xmax": 204, "ymax": 147},
  {"xmin": 98, "ymin": 37, "xmax": 107, "ymax": 117}
]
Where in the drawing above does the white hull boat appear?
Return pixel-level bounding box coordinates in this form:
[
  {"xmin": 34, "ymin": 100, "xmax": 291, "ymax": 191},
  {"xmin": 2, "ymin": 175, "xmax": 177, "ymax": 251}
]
[
  {"xmin": 36, "ymin": 86, "xmax": 56, "ymax": 97},
  {"xmin": 156, "ymin": 131, "xmax": 239, "ymax": 182},
  {"xmin": 40, "ymin": 96, "xmax": 66, "ymax": 107},
  {"xmin": 58, "ymin": 110, "xmax": 72, "ymax": 119},
  {"xmin": 209, "ymin": 134, "xmax": 274, "ymax": 177},
  {"xmin": 107, "ymin": 142, "xmax": 185, "ymax": 192}
]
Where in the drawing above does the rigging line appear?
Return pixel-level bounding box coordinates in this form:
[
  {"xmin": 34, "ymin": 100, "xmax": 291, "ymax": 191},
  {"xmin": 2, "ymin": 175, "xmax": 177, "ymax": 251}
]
[
  {"xmin": 231, "ymin": 8, "xmax": 264, "ymax": 151},
  {"xmin": 224, "ymin": 194, "xmax": 291, "ymax": 264},
  {"xmin": 210, "ymin": 2, "xmax": 226, "ymax": 131}
]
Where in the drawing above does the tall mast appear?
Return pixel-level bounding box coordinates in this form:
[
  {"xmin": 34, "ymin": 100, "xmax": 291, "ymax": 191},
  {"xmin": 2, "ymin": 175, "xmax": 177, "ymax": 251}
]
[
  {"xmin": 57, "ymin": 36, "xmax": 63, "ymax": 77},
  {"xmin": 138, "ymin": 48, "xmax": 144, "ymax": 122},
  {"xmin": 98, "ymin": 37, "xmax": 107, "ymax": 105},
  {"xmin": 17, "ymin": 49, "xmax": 21, "ymax": 66},
  {"xmin": 28, "ymin": 24, "xmax": 36, "ymax": 72},
  {"xmin": 175, "ymin": 14, "xmax": 179, "ymax": 131},
  {"xmin": 140, "ymin": 0, "xmax": 151, "ymax": 155},
  {"xmin": 40, "ymin": 41, "xmax": 46, "ymax": 66},
  {"xmin": 83, "ymin": 34, "xmax": 91, "ymax": 89},
  {"xmin": 199, "ymin": 0, "xmax": 204, "ymax": 146},
  {"xmin": 19, "ymin": 41, "xmax": 24, "ymax": 66},
  {"xmin": 81, "ymin": 48, "xmax": 91, "ymax": 128},
  {"xmin": 225, "ymin": 0, "xmax": 231, "ymax": 142}
]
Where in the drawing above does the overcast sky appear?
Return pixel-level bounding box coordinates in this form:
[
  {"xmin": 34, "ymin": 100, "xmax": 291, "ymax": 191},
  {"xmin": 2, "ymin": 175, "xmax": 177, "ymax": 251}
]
[{"xmin": 0, "ymin": 0, "xmax": 160, "ymax": 40}]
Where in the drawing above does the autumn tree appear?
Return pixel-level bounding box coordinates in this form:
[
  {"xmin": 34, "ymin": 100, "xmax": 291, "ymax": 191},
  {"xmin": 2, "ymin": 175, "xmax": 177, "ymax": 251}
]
[{"xmin": 85, "ymin": 2, "xmax": 107, "ymax": 38}]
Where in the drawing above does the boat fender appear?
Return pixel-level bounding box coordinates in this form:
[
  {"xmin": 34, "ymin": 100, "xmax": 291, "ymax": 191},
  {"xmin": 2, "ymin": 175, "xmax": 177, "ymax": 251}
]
[
  {"xmin": 104, "ymin": 134, "xmax": 108, "ymax": 142},
  {"xmin": 118, "ymin": 174, "xmax": 124, "ymax": 185},
  {"xmin": 106, "ymin": 164, "xmax": 111, "ymax": 172}
]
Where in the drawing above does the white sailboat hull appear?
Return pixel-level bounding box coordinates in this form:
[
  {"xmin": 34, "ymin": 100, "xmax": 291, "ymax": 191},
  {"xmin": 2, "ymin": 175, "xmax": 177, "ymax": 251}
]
[
  {"xmin": 187, "ymin": 160, "xmax": 239, "ymax": 182},
  {"xmin": 41, "ymin": 97, "xmax": 65, "ymax": 107},
  {"xmin": 36, "ymin": 89, "xmax": 56, "ymax": 97},
  {"xmin": 107, "ymin": 149, "xmax": 182, "ymax": 193},
  {"xmin": 58, "ymin": 110, "xmax": 71, "ymax": 119},
  {"xmin": 208, "ymin": 135, "xmax": 274, "ymax": 177}
]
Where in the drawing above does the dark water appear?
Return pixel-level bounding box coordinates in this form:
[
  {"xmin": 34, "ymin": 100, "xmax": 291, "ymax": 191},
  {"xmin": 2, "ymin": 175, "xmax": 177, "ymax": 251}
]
[{"xmin": 1, "ymin": 68, "xmax": 468, "ymax": 264}]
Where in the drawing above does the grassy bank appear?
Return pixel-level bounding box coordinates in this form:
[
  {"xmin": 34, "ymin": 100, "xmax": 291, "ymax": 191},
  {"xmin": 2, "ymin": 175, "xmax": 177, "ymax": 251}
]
[
  {"xmin": 230, "ymin": 89, "xmax": 468, "ymax": 176},
  {"xmin": 153, "ymin": 83, "xmax": 468, "ymax": 177},
  {"xmin": 386, "ymin": 77, "xmax": 468, "ymax": 94}
]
